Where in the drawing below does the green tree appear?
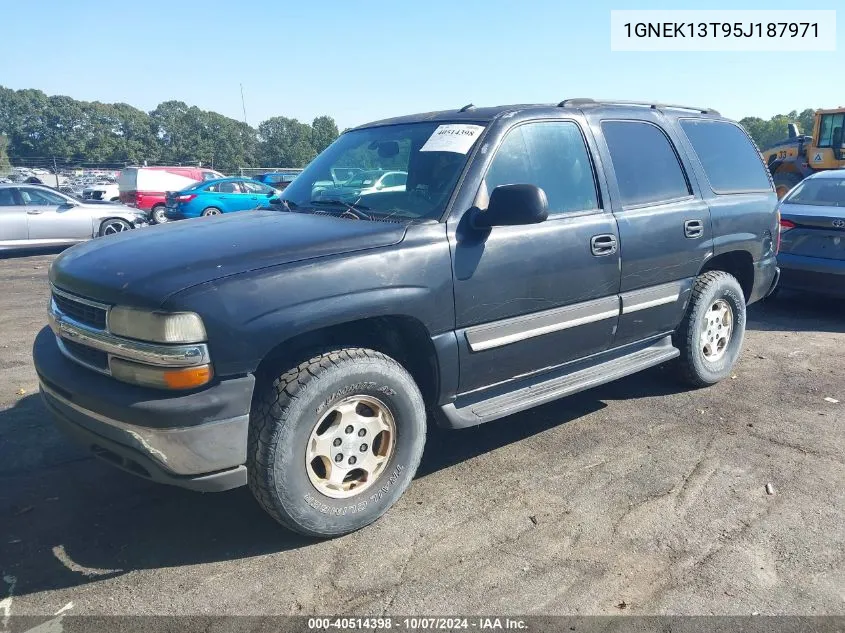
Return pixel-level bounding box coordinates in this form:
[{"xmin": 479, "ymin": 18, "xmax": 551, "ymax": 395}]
[
  {"xmin": 311, "ymin": 115, "xmax": 339, "ymax": 153},
  {"xmin": 258, "ymin": 116, "xmax": 316, "ymax": 167}
]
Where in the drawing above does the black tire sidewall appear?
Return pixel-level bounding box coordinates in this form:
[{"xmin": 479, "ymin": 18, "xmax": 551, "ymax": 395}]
[
  {"xmin": 262, "ymin": 356, "xmax": 425, "ymax": 537},
  {"xmin": 202, "ymin": 208, "xmax": 221, "ymax": 216},
  {"xmin": 687, "ymin": 276, "xmax": 746, "ymax": 384}
]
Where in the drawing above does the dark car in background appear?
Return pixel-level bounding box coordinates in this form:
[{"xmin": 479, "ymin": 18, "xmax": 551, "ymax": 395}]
[{"xmin": 776, "ymin": 169, "xmax": 845, "ymax": 297}]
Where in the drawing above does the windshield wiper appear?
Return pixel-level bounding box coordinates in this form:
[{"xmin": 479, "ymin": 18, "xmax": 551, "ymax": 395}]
[{"xmin": 309, "ymin": 199, "xmax": 371, "ymax": 210}]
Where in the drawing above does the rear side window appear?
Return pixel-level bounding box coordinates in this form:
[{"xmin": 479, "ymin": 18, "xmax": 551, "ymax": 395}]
[
  {"xmin": 601, "ymin": 120, "xmax": 690, "ymax": 207},
  {"xmin": 680, "ymin": 119, "xmax": 772, "ymax": 194},
  {"xmin": 485, "ymin": 121, "xmax": 599, "ymax": 215}
]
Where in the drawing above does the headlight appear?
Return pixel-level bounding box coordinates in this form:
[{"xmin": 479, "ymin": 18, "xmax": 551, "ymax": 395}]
[
  {"xmin": 110, "ymin": 357, "xmax": 213, "ymax": 390},
  {"xmin": 108, "ymin": 307, "xmax": 206, "ymax": 343}
]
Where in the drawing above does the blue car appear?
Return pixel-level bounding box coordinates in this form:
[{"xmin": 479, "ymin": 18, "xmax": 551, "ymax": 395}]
[{"xmin": 164, "ymin": 177, "xmax": 278, "ymax": 220}]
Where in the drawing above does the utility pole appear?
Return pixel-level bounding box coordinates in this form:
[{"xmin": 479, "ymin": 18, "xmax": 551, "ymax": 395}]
[{"xmin": 240, "ymin": 84, "xmax": 248, "ymax": 126}]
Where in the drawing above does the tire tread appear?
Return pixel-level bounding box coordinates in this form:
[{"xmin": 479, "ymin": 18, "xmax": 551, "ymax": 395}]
[{"xmin": 247, "ymin": 347, "xmax": 412, "ymax": 534}]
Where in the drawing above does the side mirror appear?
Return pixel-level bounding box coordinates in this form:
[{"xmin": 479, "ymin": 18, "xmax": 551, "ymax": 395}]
[{"xmin": 471, "ymin": 184, "xmax": 548, "ymax": 229}]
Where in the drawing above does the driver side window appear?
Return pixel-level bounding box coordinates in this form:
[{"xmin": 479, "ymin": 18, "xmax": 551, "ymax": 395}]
[
  {"xmin": 483, "ymin": 121, "xmax": 599, "ymax": 216},
  {"xmin": 21, "ymin": 188, "xmax": 67, "ymax": 206}
]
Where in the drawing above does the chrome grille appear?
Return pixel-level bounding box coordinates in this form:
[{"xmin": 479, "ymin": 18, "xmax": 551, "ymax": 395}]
[{"xmin": 52, "ymin": 291, "xmax": 108, "ymax": 330}]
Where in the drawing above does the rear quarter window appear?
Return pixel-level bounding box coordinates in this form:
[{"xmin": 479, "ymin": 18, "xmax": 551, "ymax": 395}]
[{"xmin": 680, "ymin": 119, "xmax": 772, "ymax": 194}]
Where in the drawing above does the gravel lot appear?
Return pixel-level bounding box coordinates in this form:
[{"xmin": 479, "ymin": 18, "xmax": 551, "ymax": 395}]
[{"xmin": 1, "ymin": 250, "xmax": 843, "ymax": 618}]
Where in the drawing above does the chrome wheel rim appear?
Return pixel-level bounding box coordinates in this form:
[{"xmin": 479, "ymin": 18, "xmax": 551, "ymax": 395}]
[
  {"xmin": 700, "ymin": 299, "xmax": 733, "ymax": 362},
  {"xmin": 102, "ymin": 219, "xmax": 130, "ymax": 235},
  {"xmin": 203, "ymin": 208, "xmax": 221, "ymax": 216},
  {"xmin": 305, "ymin": 395, "xmax": 396, "ymax": 499},
  {"xmin": 152, "ymin": 207, "xmax": 167, "ymax": 223}
]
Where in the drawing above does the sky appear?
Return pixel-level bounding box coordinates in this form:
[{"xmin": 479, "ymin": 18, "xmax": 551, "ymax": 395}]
[{"xmin": 0, "ymin": 0, "xmax": 842, "ymax": 130}]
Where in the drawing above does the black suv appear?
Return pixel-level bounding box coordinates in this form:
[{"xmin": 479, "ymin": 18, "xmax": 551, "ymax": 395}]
[{"xmin": 34, "ymin": 99, "xmax": 780, "ymax": 537}]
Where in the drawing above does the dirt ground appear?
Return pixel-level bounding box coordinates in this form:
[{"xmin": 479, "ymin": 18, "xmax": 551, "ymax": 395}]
[{"xmin": 1, "ymin": 250, "xmax": 843, "ymax": 618}]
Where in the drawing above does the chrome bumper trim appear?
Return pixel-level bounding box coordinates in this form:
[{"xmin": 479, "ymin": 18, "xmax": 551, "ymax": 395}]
[
  {"xmin": 49, "ymin": 300, "xmax": 209, "ymax": 369},
  {"xmin": 40, "ymin": 381, "xmax": 248, "ymax": 476}
]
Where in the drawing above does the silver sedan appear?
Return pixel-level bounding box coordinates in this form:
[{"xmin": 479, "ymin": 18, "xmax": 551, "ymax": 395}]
[{"xmin": 0, "ymin": 183, "xmax": 149, "ymax": 251}]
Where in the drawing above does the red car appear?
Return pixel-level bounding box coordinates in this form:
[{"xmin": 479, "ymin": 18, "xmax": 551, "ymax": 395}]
[{"xmin": 118, "ymin": 166, "xmax": 224, "ymax": 224}]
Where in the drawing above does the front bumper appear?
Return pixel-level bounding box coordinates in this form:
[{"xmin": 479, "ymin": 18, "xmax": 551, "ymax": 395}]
[
  {"xmin": 33, "ymin": 327, "xmax": 254, "ymax": 491},
  {"xmin": 777, "ymin": 253, "xmax": 845, "ymax": 297}
]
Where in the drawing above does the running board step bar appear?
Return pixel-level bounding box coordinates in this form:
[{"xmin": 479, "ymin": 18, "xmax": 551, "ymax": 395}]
[{"xmin": 440, "ymin": 336, "xmax": 680, "ymax": 428}]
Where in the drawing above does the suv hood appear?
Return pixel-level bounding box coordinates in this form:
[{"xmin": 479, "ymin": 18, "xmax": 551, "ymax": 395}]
[{"xmin": 50, "ymin": 210, "xmax": 407, "ymax": 307}]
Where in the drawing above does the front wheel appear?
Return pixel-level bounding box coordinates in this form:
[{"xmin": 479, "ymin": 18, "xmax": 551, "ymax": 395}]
[
  {"xmin": 672, "ymin": 271, "xmax": 747, "ymax": 387},
  {"xmin": 248, "ymin": 348, "xmax": 426, "ymax": 537},
  {"xmin": 99, "ymin": 218, "xmax": 132, "ymax": 236}
]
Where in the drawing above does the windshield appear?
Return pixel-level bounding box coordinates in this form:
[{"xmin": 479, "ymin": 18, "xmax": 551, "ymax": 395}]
[
  {"xmin": 280, "ymin": 121, "xmax": 485, "ymax": 221},
  {"xmin": 784, "ymin": 177, "xmax": 845, "ymax": 207}
]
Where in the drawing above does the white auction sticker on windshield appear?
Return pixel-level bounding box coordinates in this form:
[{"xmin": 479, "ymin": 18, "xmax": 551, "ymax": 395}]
[{"xmin": 420, "ymin": 124, "xmax": 484, "ymax": 154}]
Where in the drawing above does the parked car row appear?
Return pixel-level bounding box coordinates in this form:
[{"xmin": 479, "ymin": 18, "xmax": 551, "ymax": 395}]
[{"xmin": 118, "ymin": 166, "xmax": 226, "ymax": 224}]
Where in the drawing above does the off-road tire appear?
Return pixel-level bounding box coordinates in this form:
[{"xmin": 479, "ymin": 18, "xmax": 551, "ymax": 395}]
[
  {"xmin": 672, "ymin": 271, "xmax": 746, "ymax": 387},
  {"xmin": 248, "ymin": 348, "xmax": 426, "ymax": 538}
]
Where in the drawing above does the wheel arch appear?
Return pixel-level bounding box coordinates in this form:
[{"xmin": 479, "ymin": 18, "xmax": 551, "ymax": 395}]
[
  {"xmin": 253, "ymin": 314, "xmax": 441, "ymax": 407},
  {"xmin": 700, "ymin": 250, "xmax": 754, "ymax": 301}
]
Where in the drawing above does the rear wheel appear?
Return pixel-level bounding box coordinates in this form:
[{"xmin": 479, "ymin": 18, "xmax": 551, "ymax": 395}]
[
  {"xmin": 672, "ymin": 271, "xmax": 747, "ymax": 387},
  {"xmin": 773, "ymin": 171, "xmax": 802, "ymax": 199},
  {"xmin": 151, "ymin": 205, "xmax": 168, "ymax": 224},
  {"xmin": 248, "ymin": 348, "xmax": 426, "ymax": 537},
  {"xmin": 99, "ymin": 218, "xmax": 132, "ymax": 236},
  {"xmin": 201, "ymin": 207, "xmax": 222, "ymax": 217}
]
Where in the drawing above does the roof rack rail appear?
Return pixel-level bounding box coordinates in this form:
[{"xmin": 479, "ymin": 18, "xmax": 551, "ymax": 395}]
[
  {"xmin": 459, "ymin": 103, "xmax": 476, "ymax": 112},
  {"xmin": 557, "ymin": 98, "xmax": 719, "ymax": 116}
]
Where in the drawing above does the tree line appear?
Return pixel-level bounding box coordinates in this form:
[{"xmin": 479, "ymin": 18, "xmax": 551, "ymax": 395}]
[
  {"xmin": 738, "ymin": 109, "xmax": 817, "ymax": 151},
  {"xmin": 0, "ymin": 86, "xmax": 829, "ymax": 175},
  {"xmin": 0, "ymin": 86, "xmax": 340, "ymax": 173}
]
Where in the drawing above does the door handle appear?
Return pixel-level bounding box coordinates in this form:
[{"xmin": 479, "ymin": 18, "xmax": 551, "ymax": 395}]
[
  {"xmin": 590, "ymin": 234, "xmax": 618, "ymax": 256},
  {"xmin": 684, "ymin": 219, "xmax": 704, "ymax": 239},
  {"xmin": 26, "ymin": 210, "xmax": 43, "ymax": 215}
]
